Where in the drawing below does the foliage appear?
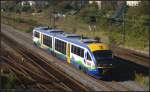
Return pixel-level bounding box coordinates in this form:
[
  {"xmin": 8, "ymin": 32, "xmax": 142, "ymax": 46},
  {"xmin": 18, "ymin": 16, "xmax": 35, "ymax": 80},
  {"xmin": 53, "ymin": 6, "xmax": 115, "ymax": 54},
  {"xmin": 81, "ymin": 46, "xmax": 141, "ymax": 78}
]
[
  {"xmin": 54, "ymin": 1, "xmax": 74, "ymax": 13},
  {"xmin": 135, "ymin": 1, "xmax": 149, "ymax": 15},
  {"xmin": 78, "ymin": 2, "xmax": 99, "ymax": 23},
  {"xmin": 5, "ymin": 73, "xmax": 16, "ymax": 89},
  {"xmin": 1, "ymin": 1, "xmax": 16, "ymax": 12},
  {"xmin": 24, "ymin": 27, "xmax": 33, "ymax": 33},
  {"xmin": 21, "ymin": 4, "xmax": 33, "ymax": 13},
  {"xmin": 27, "ymin": 19, "xmax": 37, "ymax": 25},
  {"xmin": 134, "ymin": 72, "xmax": 149, "ymax": 88},
  {"xmin": 15, "ymin": 17, "xmax": 24, "ymax": 23},
  {"xmin": 14, "ymin": 4, "xmax": 22, "ymax": 14},
  {"xmin": 1, "ymin": 1, "xmax": 149, "ymax": 51}
]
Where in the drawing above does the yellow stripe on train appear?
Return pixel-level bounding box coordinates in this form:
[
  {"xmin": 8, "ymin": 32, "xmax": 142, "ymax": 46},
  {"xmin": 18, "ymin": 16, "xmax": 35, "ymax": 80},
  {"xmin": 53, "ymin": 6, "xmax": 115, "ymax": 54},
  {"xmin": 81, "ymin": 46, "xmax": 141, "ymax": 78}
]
[{"xmin": 88, "ymin": 43, "xmax": 109, "ymax": 52}]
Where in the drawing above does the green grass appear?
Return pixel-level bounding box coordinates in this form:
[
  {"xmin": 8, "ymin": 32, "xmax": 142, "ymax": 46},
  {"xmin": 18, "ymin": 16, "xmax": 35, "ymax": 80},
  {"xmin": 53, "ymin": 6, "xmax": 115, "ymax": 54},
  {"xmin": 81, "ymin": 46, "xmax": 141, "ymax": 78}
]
[
  {"xmin": 1, "ymin": 13, "xmax": 36, "ymax": 33},
  {"xmin": 5, "ymin": 73, "xmax": 16, "ymax": 89},
  {"xmin": 134, "ymin": 72, "xmax": 149, "ymax": 89},
  {"xmin": 23, "ymin": 28, "xmax": 33, "ymax": 33},
  {"xmin": 15, "ymin": 17, "xmax": 24, "ymax": 23},
  {"xmin": 1, "ymin": 12, "xmax": 149, "ymax": 52}
]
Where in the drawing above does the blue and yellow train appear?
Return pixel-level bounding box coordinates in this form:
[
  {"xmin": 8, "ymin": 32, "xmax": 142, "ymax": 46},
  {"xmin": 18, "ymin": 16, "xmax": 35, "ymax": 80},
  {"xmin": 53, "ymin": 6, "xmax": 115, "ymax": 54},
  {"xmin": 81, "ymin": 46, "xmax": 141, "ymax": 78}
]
[{"xmin": 32, "ymin": 27, "xmax": 113, "ymax": 78}]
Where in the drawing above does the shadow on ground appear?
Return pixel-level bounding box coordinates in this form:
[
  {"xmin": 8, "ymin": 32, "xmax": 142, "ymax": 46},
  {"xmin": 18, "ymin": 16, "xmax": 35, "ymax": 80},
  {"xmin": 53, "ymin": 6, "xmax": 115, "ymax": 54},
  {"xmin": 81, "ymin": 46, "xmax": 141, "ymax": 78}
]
[{"xmin": 102, "ymin": 56, "xmax": 149, "ymax": 82}]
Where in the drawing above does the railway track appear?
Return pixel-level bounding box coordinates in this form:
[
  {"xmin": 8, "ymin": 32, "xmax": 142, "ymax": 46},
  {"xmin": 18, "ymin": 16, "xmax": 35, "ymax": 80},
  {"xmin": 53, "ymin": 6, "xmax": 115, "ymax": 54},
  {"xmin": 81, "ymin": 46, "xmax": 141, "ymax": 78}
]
[
  {"xmin": 1, "ymin": 28, "xmax": 124, "ymax": 91},
  {"xmin": 112, "ymin": 46, "xmax": 149, "ymax": 68},
  {"xmin": 1, "ymin": 49, "xmax": 69, "ymax": 91},
  {"xmin": 1, "ymin": 35, "xmax": 91, "ymax": 91},
  {"xmin": 2, "ymin": 32, "xmax": 133, "ymax": 92},
  {"xmin": 1, "ymin": 57, "xmax": 46, "ymax": 90},
  {"xmin": 1, "ymin": 24, "xmax": 148, "ymax": 91},
  {"xmin": 2, "ymin": 23, "xmax": 149, "ymax": 69}
]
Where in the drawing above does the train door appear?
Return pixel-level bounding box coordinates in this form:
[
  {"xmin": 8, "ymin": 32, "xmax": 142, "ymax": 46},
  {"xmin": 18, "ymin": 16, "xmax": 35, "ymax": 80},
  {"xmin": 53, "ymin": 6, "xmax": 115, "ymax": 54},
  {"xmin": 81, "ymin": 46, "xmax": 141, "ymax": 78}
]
[
  {"xmin": 41, "ymin": 33, "xmax": 43, "ymax": 44},
  {"xmin": 39, "ymin": 32, "xmax": 41, "ymax": 42},
  {"xmin": 67, "ymin": 43, "xmax": 71, "ymax": 64},
  {"xmin": 85, "ymin": 51, "xmax": 93, "ymax": 68},
  {"xmin": 52, "ymin": 37, "xmax": 54, "ymax": 52},
  {"xmin": 39, "ymin": 33, "xmax": 42, "ymax": 47}
]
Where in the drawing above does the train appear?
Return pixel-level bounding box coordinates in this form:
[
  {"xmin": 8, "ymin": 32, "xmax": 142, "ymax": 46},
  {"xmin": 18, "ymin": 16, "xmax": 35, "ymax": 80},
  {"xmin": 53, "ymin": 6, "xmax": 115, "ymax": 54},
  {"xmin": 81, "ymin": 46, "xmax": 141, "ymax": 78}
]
[{"xmin": 32, "ymin": 27, "xmax": 114, "ymax": 78}]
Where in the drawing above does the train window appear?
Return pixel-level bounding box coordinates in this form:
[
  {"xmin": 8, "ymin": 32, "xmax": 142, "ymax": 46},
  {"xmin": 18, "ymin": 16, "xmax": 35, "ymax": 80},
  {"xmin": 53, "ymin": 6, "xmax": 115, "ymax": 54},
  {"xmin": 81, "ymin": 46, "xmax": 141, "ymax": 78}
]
[
  {"xmin": 71, "ymin": 45, "xmax": 75, "ymax": 54},
  {"xmin": 71, "ymin": 45, "xmax": 84, "ymax": 58},
  {"xmin": 34, "ymin": 31, "xmax": 39, "ymax": 38},
  {"xmin": 87, "ymin": 52, "xmax": 92, "ymax": 61},
  {"xmin": 80, "ymin": 49, "xmax": 84, "ymax": 57},
  {"xmin": 55, "ymin": 39, "xmax": 66, "ymax": 55},
  {"xmin": 71, "ymin": 45, "xmax": 73, "ymax": 52},
  {"xmin": 43, "ymin": 35, "xmax": 52, "ymax": 48},
  {"xmin": 93, "ymin": 50, "xmax": 112, "ymax": 61},
  {"xmin": 77, "ymin": 47, "xmax": 80, "ymax": 55}
]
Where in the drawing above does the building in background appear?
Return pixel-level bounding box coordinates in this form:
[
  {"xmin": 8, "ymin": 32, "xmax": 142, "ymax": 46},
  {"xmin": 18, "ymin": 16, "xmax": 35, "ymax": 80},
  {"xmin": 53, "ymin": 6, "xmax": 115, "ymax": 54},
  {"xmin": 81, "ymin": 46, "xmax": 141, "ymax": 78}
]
[
  {"xmin": 21, "ymin": 1, "xmax": 35, "ymax": 6},
  {"xmin": 89, "ymin": 1, "xmax": 102, "ymax": 8},
  {"xmin": 126, "ymin": 1, "xmax": 141, "ymax": 6},
  {"xmin": 21, "ymin": 1, "xmax": 48, "ymax": 7},
  {"xmin": 89, "ymin": 1, "xmax": 141, "ymax": 8}
]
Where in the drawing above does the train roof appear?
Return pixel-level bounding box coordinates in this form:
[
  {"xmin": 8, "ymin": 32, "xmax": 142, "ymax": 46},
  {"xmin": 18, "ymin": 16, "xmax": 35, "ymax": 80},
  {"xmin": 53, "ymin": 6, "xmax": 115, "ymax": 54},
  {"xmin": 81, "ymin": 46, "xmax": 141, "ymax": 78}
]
[
  {"xmin": 34, "ymin": 26, "xmax": 50, "ymax": 30},
  {"xmin": 34, "ymin": 27, "xmax": 101, "ymax": 48},
  {"xmin": 34, "ymin": 27, "xmax": 64, "ymax": 34},
  {"xmin": 80, "ymin": 39, "xmax": 98, "ymax": 43}
]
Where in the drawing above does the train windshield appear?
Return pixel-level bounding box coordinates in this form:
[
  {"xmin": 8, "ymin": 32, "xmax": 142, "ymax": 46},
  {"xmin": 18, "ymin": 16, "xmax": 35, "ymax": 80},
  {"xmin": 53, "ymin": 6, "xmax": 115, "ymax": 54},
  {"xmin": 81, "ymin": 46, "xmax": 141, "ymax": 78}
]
[{"xmin": 93, "ymin": 50, "xmax": 112, "ymax": 61}]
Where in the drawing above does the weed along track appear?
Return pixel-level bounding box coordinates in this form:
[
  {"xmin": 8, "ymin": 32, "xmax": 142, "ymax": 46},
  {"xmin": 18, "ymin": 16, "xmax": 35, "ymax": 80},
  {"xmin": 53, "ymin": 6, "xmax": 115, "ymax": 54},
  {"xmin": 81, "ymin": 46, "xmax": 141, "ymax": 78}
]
[
  {"xmin": 112, "ymin": 46, "xmax": 149, "ymax": 68},
  {"xmin": 1, "ymin": 55, "xmax": 54, "ymax": 91}
]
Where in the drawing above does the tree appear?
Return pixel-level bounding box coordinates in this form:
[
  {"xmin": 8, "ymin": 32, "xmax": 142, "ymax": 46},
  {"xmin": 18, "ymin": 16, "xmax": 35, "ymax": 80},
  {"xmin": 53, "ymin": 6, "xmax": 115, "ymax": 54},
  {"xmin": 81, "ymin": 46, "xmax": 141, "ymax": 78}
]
[
  {"xmin": 127, "ymin": 1, "xmax": 149, "ymax": 16},
  {"xmin": 138, "ymin": 1, "xmax": 149, "ymax": 15},
  {"xmin": 1, "ymin": 1, "xmax": 17, "ymax": 12},
  {"xmin": 78, "ymin": 2, "xmax": 99, "ymax": 23},
  {"xmin": 21, "ymin": 4, "xmax": 32, "ymax": 13}
]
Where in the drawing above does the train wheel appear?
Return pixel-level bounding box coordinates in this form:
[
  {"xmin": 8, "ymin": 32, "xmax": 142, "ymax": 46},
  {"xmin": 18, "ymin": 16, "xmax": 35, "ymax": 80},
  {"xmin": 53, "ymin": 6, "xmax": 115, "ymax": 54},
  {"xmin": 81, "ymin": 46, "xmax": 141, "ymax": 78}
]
[
  {"xmin": 49, "ymin": 51, "xmax": 52, "ymax": 54},
  {"xmin": 79, "ymin": 66, "xmax": 82, "ymax": 70},
  {"xmin": 51, "ymin": 51, "xmax": 55, "ymax": 56},
  {"xmin": 33, "ymin": 43, "xmax": 38, "ymax": 47},
  {"xmin": 79, "ymin": 66, "xmax": 86, "ymax": 73},
  {"xmin": 52, "ymin": 52, "xmax": 56, "ymax": 57},
  {"xmin": 83, "ymin": 68, "xmax": 87, "ymax": 74}
]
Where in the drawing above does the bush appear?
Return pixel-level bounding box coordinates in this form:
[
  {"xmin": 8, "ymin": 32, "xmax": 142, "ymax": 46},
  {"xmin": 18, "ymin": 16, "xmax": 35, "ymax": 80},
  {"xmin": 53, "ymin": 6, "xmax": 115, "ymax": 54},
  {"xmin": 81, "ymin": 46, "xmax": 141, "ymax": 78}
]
[
  {"xmin": 15, "ymin": 17, "xmax": 24, "ymax": 23},
  {"xmin": 78, "ymin": 2, "xmax": 99, "ymax": 24},
  {"xmin": 25, "ymin": 27, "xmax": 33, "ymax": 33},
  {"xmin": 21, "ymin": 5, "xmax": 33, "ymax": 13},
  {"xmin": 134, "ymin": 72, "xmax": 149, "ymax": 88},
  {"xmin": 5, "ymin": 73, "xmax": 16, "ymax": 89},
  {"xmin": 28, "ymin": 19, "xmax": 37, "ymax": 25}
]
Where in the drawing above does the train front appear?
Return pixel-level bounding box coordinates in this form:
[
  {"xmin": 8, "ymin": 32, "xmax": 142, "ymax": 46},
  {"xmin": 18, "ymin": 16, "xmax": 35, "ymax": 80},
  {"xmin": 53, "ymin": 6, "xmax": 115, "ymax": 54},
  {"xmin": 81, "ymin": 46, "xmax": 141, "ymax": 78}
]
[{"xmin": 88, "ymin": 43, "xmax": 114, "ymax": 79}]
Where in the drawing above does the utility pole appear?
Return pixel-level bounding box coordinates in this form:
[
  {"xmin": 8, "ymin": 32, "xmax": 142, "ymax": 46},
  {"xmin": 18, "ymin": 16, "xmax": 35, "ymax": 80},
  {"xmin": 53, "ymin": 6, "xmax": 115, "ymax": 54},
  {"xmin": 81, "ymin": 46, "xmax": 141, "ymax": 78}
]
[
  {"xmin": 50, "ymin": 5, "xmax": 56, "ymax": 28},
  {"xmin": 0, "ymin": 69, "xmax": 1, "ymax": 90},
  {"xmin": 53, "ymin": 5, "xmax": 56, "ymax": 28},
  {"xmin": 148, "ymin": 1, "xmax": 150, "ymax": 58},
  {"xmin": 50, "ymin": 11, "xmax": 51, "ymax": 27},
  {"xmin": 122, "ymin": 10, "xmax": 125, "ymax": 45}
]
